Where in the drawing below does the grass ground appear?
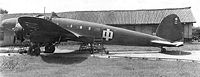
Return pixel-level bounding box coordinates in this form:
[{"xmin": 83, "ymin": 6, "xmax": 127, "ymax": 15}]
[
  {"xmin": 1, "ymin": 43, "xmax": 200, "ymax": 77},
  {"xmin": 1, "ymin": 55, "xmax": 200, "ymax": 77}
]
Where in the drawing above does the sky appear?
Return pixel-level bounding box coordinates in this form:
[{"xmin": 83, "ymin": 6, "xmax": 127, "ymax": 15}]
[{"xmin": 0, "ymin": 0, "xmax": 199, "ymax": 27}]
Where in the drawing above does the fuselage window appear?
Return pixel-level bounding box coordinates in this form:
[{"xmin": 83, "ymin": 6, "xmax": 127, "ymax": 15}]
[
  {"xmin": 0, "ymin": 31, "xmax": 4, "ymax": 40},
  {"xmin": 88, "ymin": 27, "xmax": 91, "ymax": 30},
  {"xmin": 70, "ymin": 24, "xmax": 73, "ymax": 28},
  {"xmin": 80, "ymin": 26, "xmax": 82, "ymax": 29}
]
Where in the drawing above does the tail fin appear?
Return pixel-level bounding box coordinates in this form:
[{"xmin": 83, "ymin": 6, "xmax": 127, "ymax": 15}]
[{"xmin": 156, "ymin": 14, "xmax": 183, "ymax": 42}]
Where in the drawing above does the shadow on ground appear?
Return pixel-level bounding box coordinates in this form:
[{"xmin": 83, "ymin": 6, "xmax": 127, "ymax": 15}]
[
  {"xmin": 40, "ymin": 50, "xmax": 91, "ymax": 65},
  {"xmin": 160, "ymin": 50, "xmax": 191, "ymax": 55}
]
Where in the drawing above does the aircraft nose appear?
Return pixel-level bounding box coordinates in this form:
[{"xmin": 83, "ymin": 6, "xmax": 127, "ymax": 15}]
[
  {"xmin": 1, "ymin": 18, "xmax": 23, "ymax": 32},
  {"xmin": 1, "ymin": 18, "xmax": 18, "ymax": 31},
  {"xmin": 1, "ymin": 18, "xmax": 25, "ymax": 42}
]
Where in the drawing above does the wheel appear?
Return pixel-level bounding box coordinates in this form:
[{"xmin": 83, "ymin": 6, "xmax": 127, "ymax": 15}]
[
  {"xmin": 44, "ymin": 44, "xmax": 55, "ymax": 53},
  {"xmin": 161, "ymin": 48, "xmax": 166, "ymax": 53},
  {"xmin": 27, "ymin": 45, "xmax": 41, "ymax": 56},
  {"xmin": 105, "ymin": 51, "xmax": 109, "ymax": 54}
]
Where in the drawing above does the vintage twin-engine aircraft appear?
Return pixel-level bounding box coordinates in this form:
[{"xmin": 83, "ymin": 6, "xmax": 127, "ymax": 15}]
[{"xmin": 2, "ymin": 13, "xmax": 184, "ymax": 56}]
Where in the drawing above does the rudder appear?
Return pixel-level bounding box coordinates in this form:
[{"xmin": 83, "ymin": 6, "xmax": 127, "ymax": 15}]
[{"xmin": 156, "ymin": 14, "xmax": 183, "ymax": 42}]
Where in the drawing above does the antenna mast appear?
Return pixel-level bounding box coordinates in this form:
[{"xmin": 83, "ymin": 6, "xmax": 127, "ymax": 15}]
[{"xmin": 44, "ymin": 7, "xmax": 46, "ymax": 18}]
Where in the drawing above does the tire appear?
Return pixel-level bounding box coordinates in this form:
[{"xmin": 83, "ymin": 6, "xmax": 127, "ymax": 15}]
[
  {"xmin": 105, "ymin": 51, "xmax": 109, "ymax": 54},
  {"xmin": 161, "ymin": 48, "xmax": 166, "ymax": 53},
  {"xmin": 27, "ymin": 45, "xmax": 41, "ymax": 56},
  {"xmin": 44, "ymin": 45, "xmax": 55, "ymax": 53}
]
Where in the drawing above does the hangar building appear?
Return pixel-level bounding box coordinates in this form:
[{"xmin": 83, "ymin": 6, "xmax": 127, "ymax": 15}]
[{"xmin": 0, "ymin": 7, "xmax": 196, "ymax": 46}]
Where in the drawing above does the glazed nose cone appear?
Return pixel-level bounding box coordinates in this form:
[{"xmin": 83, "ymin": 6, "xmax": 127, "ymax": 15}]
[{"xmin": 1, "ymin": 18, "xmax": 18, "ymax": 31}]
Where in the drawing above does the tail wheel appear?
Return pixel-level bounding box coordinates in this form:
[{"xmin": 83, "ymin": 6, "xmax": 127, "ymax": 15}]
[
  {"xmin": 45, "ymin": 44, "xmax": 55, "ymax": 53},
  {"xmin": 105, "ymin": 51, "xmax": 109, "ymax": 54},
  {"xmin": 161, "ymin": 47, "xmax": 166, "ymax": 53}
]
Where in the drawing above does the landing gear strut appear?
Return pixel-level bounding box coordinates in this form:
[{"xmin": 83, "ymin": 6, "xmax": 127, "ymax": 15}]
[
  {"xmin": 27, "ymin": 44, "xmax": 41, "ymax": 56},
  {"xmin": 27, "ymin": 43, "xmax": 56, "ymax": 56}
]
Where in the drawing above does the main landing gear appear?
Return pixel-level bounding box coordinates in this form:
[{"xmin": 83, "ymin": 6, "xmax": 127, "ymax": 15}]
[{"xmin": 27, "ymin": 43, "xmax": 56, "ymax": 56}]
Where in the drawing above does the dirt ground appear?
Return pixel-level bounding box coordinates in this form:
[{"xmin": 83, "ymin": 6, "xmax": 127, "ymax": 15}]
[{"xmin": 1, "ymin": 44, "xmax": 200, "ymax": 77}]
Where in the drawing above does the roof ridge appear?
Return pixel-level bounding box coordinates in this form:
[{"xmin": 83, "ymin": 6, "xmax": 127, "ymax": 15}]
[
  {"xmin": 133, "ymin": 7, "xmax": 191, "ymax": 11},
  {"xmin": 59, "ymin": 7, "xmax": 191, "ymax": 13}
]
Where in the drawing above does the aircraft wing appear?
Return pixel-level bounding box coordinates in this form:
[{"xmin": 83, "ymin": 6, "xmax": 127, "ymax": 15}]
[
  {"xmin": 65, "ymin": 29, "xmax": 82, "ymax": 37},
  {"xmin": 151, "ymin": 40, "xmax": 183, "ymax": 47},
  {"xmin": 16, "ymin": 16, "xmax": 97, "ymax": 44},
  {"xmin": 63, "ymin": 29, "xmax": 93, "ymax": 42}
]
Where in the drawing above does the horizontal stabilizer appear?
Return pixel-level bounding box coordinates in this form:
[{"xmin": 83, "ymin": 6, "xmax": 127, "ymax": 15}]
[{"xmin": 151, "ymin": 40, "xmax": 183, "ymax": 47}]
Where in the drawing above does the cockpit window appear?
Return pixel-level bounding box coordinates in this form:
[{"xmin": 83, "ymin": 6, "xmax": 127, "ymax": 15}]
[{"xmin": 0, "ymin": 31, "xmax": 4, "ymax": 40}]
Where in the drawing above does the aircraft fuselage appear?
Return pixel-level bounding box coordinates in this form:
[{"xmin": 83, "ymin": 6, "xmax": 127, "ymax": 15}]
[{"xmin": 51, "ymin": 18, "xmax": 166, "ymax": 46}]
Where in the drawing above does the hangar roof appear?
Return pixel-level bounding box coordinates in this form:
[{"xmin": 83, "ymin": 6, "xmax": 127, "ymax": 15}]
[
  {"xmin": 0, "ymin": 7, "xmax": 196, "ymax": 25},
  {"xmin": 57, "ymin": 7, "xmax": 195, "ymax": 24}
]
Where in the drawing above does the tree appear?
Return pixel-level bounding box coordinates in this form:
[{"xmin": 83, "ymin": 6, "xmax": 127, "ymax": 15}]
[
  {"xmin": 0, "ymin": 8, "xmax": 8, "ymax": 14},
  {"xmin": 192, "ymin": 27, "xmax": 200, "ymax": 42}
]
